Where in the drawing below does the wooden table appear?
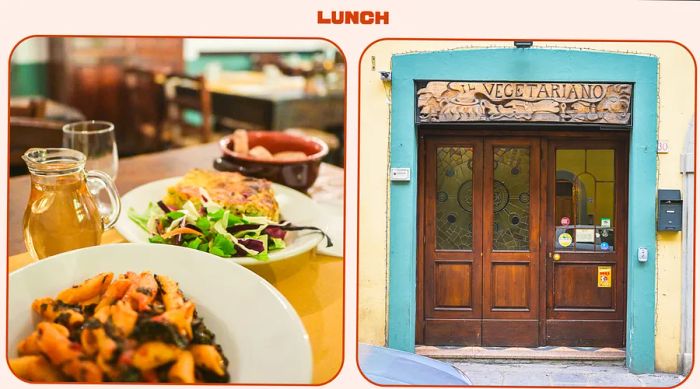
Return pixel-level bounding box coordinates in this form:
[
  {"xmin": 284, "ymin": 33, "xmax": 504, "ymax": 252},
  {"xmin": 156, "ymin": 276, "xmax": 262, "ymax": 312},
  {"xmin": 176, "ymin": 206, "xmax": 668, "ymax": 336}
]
[
  {"xmin": 178, "ymin": 73, "xmax": 344, "ymax": 132},
  {"xmin": 8, "ymin": 142, "xmax": 344, "ymax": 384},
  {"xmin": 10, "ymin": 97, "xmax": 85, "ymax": 122}
]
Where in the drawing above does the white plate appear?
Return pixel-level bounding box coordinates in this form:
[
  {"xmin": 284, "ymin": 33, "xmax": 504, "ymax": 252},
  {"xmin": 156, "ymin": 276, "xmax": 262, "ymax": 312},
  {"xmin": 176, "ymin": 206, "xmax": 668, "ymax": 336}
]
[
  {"xmin": 312, "ymin": 202, "xmax": 344, "ymax": 258},
  {"xmin": 115, "ymin": 177, "xmax": 324, "ymax": 265},
  {"xmin": 8, "ymin": 244, "xmax": 312, "ymax": 384}
]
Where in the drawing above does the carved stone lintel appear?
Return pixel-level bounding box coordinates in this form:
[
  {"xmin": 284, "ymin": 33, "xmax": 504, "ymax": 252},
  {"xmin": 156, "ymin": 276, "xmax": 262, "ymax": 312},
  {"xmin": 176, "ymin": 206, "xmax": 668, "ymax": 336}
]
[{"xmin": 417, "ymin": 81, "xmax": 632, "ymax": 125}]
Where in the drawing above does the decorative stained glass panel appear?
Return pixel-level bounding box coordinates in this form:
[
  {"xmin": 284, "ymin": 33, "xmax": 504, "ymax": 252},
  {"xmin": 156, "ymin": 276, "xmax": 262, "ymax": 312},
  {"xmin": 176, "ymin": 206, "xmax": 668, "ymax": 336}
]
[
  {"xmin": 492, "ymin": 147, "xmax": 530, "ymax": 251},
  {"xmin": 436, "ymin": 147, "xmax": 473, "ymax": 250}
]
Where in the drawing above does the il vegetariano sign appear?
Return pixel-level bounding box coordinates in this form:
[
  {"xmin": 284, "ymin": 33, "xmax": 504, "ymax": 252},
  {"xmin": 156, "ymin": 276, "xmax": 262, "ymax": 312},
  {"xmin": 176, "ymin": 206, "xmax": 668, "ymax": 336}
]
[{"xmin": 417, "ymin": 81, "xmax": 632, "ymax": 124}]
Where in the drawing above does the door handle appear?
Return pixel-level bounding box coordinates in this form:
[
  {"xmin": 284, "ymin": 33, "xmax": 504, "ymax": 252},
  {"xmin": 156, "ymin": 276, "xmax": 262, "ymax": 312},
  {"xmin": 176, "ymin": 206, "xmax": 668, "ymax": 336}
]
[{"xmin": 549, "ymin": 252, "xmax": 561, "ymax": 261}]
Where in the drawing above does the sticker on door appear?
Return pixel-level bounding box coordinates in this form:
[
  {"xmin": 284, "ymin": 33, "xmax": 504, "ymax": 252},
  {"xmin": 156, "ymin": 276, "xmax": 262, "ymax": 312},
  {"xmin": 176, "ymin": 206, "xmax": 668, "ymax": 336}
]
[
  {"xmin": 558, "ymin": 232, "xmax": 573, "ymax": 247},
  {"xmin": 598, "ymin": 266, "xmax": 612, "ymax": 288}
]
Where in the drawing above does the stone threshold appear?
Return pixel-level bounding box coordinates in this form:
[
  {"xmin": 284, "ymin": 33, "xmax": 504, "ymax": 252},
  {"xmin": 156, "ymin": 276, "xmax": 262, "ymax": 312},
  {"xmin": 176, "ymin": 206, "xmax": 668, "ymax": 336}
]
[{"xmin": 416, "ymin": 345, "xmax": 626, "ymax": 361}]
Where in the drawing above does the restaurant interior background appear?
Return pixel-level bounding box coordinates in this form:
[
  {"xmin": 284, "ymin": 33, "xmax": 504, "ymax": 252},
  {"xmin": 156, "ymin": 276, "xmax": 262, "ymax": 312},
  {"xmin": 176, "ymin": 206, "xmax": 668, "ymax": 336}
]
[{"xmin": 9, "ymin": 37, "xmax": 345, "ymax": 176}]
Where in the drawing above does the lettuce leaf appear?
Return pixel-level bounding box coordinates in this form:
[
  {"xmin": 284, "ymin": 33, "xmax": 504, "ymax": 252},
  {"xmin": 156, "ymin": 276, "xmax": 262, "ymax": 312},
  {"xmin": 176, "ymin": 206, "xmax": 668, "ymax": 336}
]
[{"xmin": 128, "ymin": 202, "xmax": 164, "ymax": 233}]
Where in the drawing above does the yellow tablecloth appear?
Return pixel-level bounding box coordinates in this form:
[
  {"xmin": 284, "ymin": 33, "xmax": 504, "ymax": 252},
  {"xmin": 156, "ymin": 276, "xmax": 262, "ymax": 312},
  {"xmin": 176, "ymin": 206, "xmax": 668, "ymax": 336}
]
[{"xmin": 8, "ymin": 229, "xmax": 343, "ymax": 384}]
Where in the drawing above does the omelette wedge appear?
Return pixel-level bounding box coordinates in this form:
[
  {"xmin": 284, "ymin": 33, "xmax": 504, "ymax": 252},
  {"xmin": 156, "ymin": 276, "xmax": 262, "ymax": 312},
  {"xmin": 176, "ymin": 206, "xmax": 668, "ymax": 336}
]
[{"xmin": 162, "ymin": 169, "xmax": 280, "ymax": 222}]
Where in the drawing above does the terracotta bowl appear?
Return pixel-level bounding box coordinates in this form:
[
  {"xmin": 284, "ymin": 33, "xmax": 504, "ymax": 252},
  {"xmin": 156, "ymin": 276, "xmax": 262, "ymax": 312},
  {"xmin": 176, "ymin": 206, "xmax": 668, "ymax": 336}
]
[{"xmin": 215, "ymin": 131, "xmax": 329, "ymax": 192}]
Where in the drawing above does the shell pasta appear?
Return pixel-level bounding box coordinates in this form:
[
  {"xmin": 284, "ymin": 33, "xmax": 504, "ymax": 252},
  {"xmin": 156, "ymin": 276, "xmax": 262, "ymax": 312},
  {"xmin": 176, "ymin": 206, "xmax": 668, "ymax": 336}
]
[{"xmin": 10, "ymin": 272, "xmax": 229, "ymax": 383}]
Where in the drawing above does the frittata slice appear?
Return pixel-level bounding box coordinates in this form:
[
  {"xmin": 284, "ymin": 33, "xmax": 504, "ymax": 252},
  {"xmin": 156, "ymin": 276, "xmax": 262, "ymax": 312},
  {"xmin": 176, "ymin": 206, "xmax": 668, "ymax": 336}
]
[{"xmin": 163, "ymin": 169, "xmax": 280, "ymax": 221}]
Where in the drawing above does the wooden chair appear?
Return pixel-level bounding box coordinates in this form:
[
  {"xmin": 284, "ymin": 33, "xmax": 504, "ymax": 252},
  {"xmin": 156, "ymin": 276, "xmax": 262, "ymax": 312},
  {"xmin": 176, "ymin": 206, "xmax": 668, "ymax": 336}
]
[
  {"xmin": 122, "ymin": 67, "xmax": 168, "ymax": 152},
  {"xmin": 9, "ymin": 117, "xmax": 65, "ymax": 176},
  {"xmin": 163, "ymin": 73, "xmax": 213, "ymax": 147}
]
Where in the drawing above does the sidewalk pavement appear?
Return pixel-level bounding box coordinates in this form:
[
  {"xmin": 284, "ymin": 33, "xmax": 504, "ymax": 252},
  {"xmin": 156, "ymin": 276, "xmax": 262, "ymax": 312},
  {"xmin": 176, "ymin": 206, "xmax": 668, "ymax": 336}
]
[{"xmin": 452, "ymin": 361, "xmax": 685, "ymax": 387}]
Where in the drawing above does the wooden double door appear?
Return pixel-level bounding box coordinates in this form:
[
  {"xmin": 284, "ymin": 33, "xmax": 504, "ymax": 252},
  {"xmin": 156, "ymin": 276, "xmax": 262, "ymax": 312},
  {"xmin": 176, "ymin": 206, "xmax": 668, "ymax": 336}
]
[{"xmin": 417, "ymin": 133, "xmax": 627, "ymax": 347}]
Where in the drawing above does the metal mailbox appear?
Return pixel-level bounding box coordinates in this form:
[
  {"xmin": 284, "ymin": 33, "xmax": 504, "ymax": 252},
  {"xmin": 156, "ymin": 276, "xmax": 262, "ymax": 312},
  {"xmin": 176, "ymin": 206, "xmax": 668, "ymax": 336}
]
[{"xmin": 657, "ymin": 189, "xmax": 682, "ymax": 231}]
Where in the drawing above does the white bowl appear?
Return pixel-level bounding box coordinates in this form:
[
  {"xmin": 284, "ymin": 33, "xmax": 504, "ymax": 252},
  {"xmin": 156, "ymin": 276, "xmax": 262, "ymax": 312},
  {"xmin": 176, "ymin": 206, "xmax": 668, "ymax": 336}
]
[{"xmin": 8, "ymin": 243, "xmax": 312, "ymax": 384}]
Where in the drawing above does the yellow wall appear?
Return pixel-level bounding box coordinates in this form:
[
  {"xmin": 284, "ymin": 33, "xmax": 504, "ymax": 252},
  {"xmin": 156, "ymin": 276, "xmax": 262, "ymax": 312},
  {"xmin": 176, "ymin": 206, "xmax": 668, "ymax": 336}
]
[{"xmin": 358, "ymin": 40, "xmax": 695, "ymax": 372}]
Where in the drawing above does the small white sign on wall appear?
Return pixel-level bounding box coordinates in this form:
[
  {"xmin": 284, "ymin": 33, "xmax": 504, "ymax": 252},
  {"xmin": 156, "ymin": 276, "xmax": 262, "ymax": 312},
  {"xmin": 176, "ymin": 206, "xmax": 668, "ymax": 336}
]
[
  {"xmin": 390, "ymin": 168, "xmax": 411, "ymax": 181},
  {"xmin": 657, "ymin": 140, "xmax": 670, "ymax": 154}
]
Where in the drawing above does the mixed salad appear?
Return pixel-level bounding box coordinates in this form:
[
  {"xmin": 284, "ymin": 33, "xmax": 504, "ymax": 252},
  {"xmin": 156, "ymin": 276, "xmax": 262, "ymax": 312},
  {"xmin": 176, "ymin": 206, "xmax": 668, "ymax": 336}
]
[{"xmin": 128, "ymin": 188, "xmax": 330, "ymax": 260}]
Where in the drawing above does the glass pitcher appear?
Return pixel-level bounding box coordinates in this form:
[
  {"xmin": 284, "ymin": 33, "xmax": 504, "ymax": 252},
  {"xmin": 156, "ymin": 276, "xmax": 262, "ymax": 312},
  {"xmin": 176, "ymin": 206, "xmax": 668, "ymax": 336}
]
[{"xmin": 22, "ymin": 148, "xmax": 121, "ymax": 259}]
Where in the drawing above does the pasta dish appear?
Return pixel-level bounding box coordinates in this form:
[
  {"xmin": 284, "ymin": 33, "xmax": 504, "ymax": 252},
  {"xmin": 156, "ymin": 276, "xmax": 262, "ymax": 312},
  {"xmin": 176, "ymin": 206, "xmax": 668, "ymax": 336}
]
[{"xmin": 9, "ymin": 271, "xmax": 230, "ymax": 383}]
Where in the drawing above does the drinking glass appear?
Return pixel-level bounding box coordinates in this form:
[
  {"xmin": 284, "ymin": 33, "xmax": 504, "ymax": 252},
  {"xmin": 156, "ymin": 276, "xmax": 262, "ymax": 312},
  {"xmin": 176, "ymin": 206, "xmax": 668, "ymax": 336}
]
[
  {"xmin": 62, "ymin": 121, "xmax": 119, "ymax": 179},
  {"xmin": 63, "ymin": 121, "xmax": 119, "ymax": 213}
]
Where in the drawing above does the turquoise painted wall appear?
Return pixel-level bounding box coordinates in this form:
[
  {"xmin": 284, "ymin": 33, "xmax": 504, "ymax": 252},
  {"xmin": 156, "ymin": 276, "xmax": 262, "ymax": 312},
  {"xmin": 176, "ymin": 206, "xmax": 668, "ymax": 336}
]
[
  {"xmin": 184, "ymin": 52, "xmax": 318, "ymax": 75},
  {"xmin": 185, "ymin": 55, "xmax": 252, "ymax": 75},
  {"xmin": 387, "ymin": 48, "xmax": 658, "ymax": 373},
  {"xmin": 10, "ymin": 63, "xmax": 48, "ymax": 97}
]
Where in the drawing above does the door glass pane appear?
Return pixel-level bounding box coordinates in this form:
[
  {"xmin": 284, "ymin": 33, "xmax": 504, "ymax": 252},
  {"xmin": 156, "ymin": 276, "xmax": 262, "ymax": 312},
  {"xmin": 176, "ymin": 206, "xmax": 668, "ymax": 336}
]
[
  {"xmin": 436, "ymin": 147, "xmax": 473, "ymax": 250},
  {"xmin": 493, "ymin": 147, "xmax": 530, "ymax": 251},
  {"xmin": 555, "ymin": 149, "xmax": 615, "ymax": 252}
]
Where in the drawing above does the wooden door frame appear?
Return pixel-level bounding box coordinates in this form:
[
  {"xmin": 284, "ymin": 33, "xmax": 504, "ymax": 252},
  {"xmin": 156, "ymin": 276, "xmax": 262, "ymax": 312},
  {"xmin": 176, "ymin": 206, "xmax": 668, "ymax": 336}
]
[
  {"xmin": 416, "ymin": 127, "xmax": 630, "ymax": 346},
  {"xmin": 416, "ymin": 133, "xmax": 426, "ymax": 344}
]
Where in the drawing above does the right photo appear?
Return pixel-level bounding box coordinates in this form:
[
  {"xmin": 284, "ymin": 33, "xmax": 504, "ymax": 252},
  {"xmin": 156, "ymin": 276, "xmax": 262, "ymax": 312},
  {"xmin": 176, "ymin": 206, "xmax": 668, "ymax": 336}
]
[{"xmin": 357, "ymin": 39, "xmax": 695, "ymax": 387}]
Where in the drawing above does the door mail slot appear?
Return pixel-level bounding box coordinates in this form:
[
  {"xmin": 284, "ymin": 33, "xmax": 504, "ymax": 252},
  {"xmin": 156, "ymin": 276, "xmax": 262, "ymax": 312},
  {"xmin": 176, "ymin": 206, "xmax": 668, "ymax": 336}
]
[{"xmin": 658, "ymin": 189, "xmax": 682, "ymax": 231}]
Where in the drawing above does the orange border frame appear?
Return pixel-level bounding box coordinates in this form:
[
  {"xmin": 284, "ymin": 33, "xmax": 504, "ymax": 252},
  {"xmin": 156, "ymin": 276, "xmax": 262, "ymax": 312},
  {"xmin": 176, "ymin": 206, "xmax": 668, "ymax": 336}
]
[
  {"xmin": 356, "ymin": 37, "xmax": 697, "ymax": 388},
  {"xmin": 5, "ymin": 34, "xmax": 347, "ymax": 386}
]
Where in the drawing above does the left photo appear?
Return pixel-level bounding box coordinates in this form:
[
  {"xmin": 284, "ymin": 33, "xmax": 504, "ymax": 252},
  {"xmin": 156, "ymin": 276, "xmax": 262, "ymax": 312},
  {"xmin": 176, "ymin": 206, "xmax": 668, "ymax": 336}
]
[{"xmin": 7, "ymin": 36, "xmax": 345, "ymax": 384}]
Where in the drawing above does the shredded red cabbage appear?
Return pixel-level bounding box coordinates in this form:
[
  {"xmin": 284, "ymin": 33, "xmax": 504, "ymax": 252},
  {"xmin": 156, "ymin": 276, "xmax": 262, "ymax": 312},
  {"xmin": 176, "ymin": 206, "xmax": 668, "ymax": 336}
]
[
  {"xmin": 264, "ymin": 226, "xmax": 287, "ymax": 239},
  {"xmin": 157, "ymin": 201, "xmax": 171, "ymax": 213},
  {"xmin": 227, "ymin": 224, "xmax": 261, "ymax": 235},
  {"xmin": 185, "ymin": 224, "xmax": 202, "ymax": 233},
  {"xmin": 279, "ymin": 225, "xmax": 333, "ymax": 247}
]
